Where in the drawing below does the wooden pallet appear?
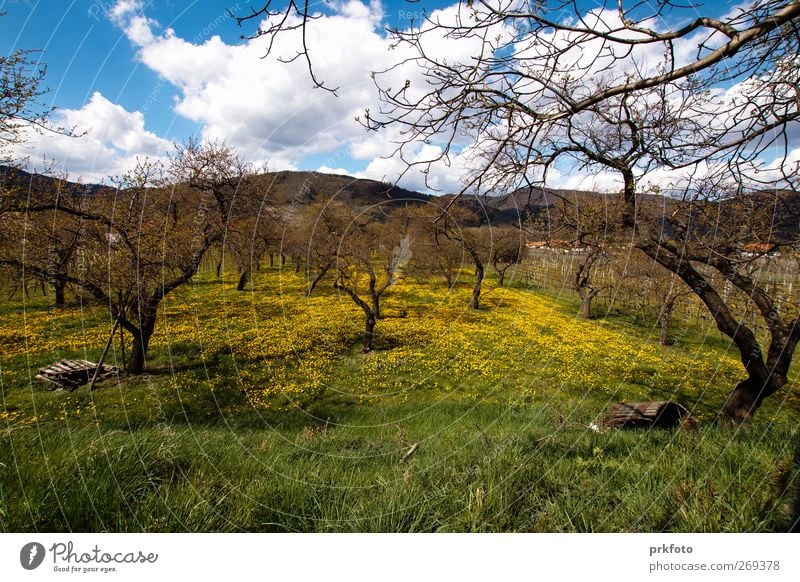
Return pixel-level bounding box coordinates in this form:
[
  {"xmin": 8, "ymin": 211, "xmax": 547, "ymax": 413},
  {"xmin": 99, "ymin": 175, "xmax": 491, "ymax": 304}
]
[
  {"xmin": 603, "ymin": 400, "xmax": 697, "ymax": 430},
  {"xmin": 36, "ymin": 359, "xmax": 118, "ymax": 392}
]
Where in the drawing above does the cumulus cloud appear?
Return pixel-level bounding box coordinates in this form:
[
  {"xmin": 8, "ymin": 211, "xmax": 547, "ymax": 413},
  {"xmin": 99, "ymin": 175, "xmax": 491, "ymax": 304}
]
[
  {"xmin": 11, "ymin": 92, "xmax": 172, "ymax": 182},
  {"xmin": 104, "ymin": 0, "xmax": 498, "ymax": 192},
  {"xmin": 108, "ymin": 1, "xmax": 385, "ymax": 168}
]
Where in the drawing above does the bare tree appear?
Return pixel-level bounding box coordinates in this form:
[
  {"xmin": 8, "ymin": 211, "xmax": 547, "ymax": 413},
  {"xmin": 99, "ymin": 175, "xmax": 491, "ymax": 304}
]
[
  {"xmin": 295, "ymin": 201, "xmax": 354, "ymax": 297},
  {"xmin": 0, "ymin": 18, "xmax": 79, "ymax": 164},
  {"xmin": 572, "ymin": 246, "xmax": 606, "ymax": 320},
  {"xmin": 240, "ymin": 1, "xmax": 800, "ymax": 422},
  {"xmin": 5, "ymin": 143, "xmax": 250, "ymax": 374},
  {"xmin": 333, "ymin": 212, "xmax": 412, "ymax": 352},
  {"xmin": 490, "ymin": 226, "xmax": 523, "ymax": 287},
  {"xmin": 412, "ymin": 221, "xmax": 464, "ymax": 289}
]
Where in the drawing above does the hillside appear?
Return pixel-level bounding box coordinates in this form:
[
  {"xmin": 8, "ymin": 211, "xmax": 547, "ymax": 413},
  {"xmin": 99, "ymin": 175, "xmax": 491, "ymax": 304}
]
[{"xmin": 3, "ymin": 165, "xmax": 798, "ymax": 236}]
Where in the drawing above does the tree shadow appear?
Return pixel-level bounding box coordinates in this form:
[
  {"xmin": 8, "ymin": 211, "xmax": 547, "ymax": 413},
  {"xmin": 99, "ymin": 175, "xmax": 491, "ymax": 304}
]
[{"xmin": 790, "ymin": 441, "xmax": 800, "ymax": 532}]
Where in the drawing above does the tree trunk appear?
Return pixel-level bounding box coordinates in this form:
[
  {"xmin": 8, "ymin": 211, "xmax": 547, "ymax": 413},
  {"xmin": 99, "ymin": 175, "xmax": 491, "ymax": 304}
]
[
  {"xmin": 306, "ymin": 265, "xmax": 330, "ymax": 297},
  {"xmin": 281, "ymin": 254, "xmax": 286, "ymax": 266},
  {"xmin": 294, "ymin": 257, "xmax": 301, "ymax": 273},
  {"xmin": 659, "ymin": 312, "xmax": 672, "ymax": 346},
  {"xmin": 372, "ymin": 293, "xmax": 381, "ymax": 320},
  {"xmin": 497, "ymin": 268, "xmax": 506, "ymax": 287},
  {"xmin": 574, "ymin": 247, "xmax": 601, "ymax": 319},
  {"xmin": 635, "ymin": 237, "xmax": 798, "ymax": 424},
  {"xmin": 658, "ymin": 296, "xmax": 677, "ymax": 346},
  {"xmin": 216, "ymin": 261, "xmax": 222, "ymax": 277},
  {"xmin": 580, "ymin": 292, "xmax": 593, "ymax": 319},
  {"xmin": 722, "ymin": 375, "xmax": 770, "ymax": 425},
  {"xmin": 119, "ymin": 323, "xmax": 126, "ymax": 372},
  {"xmin": 126, "ymin": 316, "xmax": 156, "ymax": 375},
  {"xmin": 53, "ymin": 280, "xmax": 66, "ymax": 306},
  {"xmin": 269, "ymin": 254, "xmax": 274, "ymax": 268},
  {"xmin": 236, "ymin": 269, "xmax": 250, "ymax": 291},
  {"xmin": 128, "ymin": 333, "xmax": 147, "ymax": 375},
  {"xmin": 470, "ymin": 263, "xmax": 484, "ymax": 309},
  {"xmin": 363, "ymin": 312, "xmax": 376, "ymax": 352}
]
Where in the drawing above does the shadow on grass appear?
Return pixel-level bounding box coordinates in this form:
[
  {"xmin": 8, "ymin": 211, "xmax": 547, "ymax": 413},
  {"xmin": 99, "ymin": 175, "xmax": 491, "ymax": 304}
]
[{"xmin": 790, "ymin": 440, "xmax": 800, "ymax": 533}]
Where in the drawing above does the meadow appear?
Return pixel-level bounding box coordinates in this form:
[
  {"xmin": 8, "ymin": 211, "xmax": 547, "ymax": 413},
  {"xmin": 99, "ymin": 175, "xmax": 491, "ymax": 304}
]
[{"xmin": 1, "ymin": 264, "xmax": 798, "ymax": 532}]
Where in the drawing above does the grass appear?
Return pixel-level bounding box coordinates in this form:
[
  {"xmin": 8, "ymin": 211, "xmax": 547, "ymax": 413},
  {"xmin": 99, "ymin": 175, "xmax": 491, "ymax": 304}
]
[{"xmin": 1, "ymin": 265, "xmax": 798, "ymax": 532}]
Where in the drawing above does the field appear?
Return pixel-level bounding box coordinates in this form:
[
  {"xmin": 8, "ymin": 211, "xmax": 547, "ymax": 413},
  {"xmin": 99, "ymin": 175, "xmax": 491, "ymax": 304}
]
[{"xmin": 1, "ymin": 264, "xmax": 799, "ymax": 532}]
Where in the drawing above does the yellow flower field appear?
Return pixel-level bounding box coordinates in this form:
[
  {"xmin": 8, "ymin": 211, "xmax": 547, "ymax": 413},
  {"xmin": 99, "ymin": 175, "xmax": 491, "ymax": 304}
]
[{"xmin": 1, "ymin": 268, "xmax": 764, "ymax": 420}]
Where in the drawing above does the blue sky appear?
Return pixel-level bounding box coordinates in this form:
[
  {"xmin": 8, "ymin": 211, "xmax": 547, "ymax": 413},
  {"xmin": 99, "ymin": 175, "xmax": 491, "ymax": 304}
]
[{"xmin": 0, "ymin": 0, "xmax": 744, "ymax": 190}]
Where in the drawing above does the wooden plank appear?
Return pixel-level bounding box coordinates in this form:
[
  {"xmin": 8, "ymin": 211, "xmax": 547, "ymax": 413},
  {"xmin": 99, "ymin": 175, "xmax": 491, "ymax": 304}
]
[
  {"xmin": 35, "ymin": 374, "xmax": 58, "ymax": 383},
  {"xmin": 35, "ymin": 358, "xmax": 118, "ymax": 391},
  {"xmin": 50, "ymin": 362, "xmax": 77, "ymax": 373},
  {"xmin": 603, "ymin": 400, "xmax": 694, "ymax": 429},
  {"xmin": 61, "ymin": 360, "xmax": 89, "ymax": 371}
]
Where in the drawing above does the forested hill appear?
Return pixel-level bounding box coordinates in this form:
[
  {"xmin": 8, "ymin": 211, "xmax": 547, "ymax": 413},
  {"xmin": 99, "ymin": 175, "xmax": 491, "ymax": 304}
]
[
  {"xmin": 0, "ymin": 165, "xmax": 115, "ymax": 200},
  {"xmin": 0, "ymin": 165, "xmax": 574, "ymax": 224},
  {"xmin": 4, "ymin": 165, "xmax": 795, "ymax": 234}
]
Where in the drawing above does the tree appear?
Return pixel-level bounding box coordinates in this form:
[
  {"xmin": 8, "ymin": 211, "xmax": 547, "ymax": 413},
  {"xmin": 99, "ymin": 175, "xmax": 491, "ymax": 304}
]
[
  {"xmin": 609, "ymin": 249, "xmax": 693, "ymax": 345},
  {"xmin": 490, "ymin": 226, "xmax": 523, "ymax": 286},
  {"xmin": 223, "ymin": 216, "xmax": 270, "ymax": 291},
  {"xmin": 240, "ymin": 1, "xmax": 800, "ymax": 422},
  {"xmin": 333, "ymin": 211, "xmax": 412, "ymax": 352},
  {"xmin": 0, "ymin": 169, "xmax": 82, "ymax": 306},
  {"xmin": 0, "ymin": 20, "xmax": 77, "ymax": 164},
  {"xmin": 433, "ymin": 201, "xmax": 494, "ymax": 309},
  {"xmin": 1, "ymin": 48, "xmax": 48, "ymax": 160},
  {"xmin": 294, "ymin": 200, "xmax": 353, "ymax": 297},
  {"xmin": 6, "ymin": 142, "xmax": 250, "ymax": 374},
  {"xmin": 572, "ymin": 246, "xmax": 606, "ymax": 320},
  {"xmin": 373, "ymin": 1, "xmax": 800, "ymax": 423},
  {"xmin": 411, "ymin": 216, "xmax": 464, "ymax": 289}
]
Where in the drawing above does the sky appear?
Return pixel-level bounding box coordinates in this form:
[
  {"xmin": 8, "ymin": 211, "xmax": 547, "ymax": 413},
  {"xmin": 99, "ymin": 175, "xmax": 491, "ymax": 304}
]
[{"xmin": 0, "ymin": 0, "xmax": 762, "ymax": 192}]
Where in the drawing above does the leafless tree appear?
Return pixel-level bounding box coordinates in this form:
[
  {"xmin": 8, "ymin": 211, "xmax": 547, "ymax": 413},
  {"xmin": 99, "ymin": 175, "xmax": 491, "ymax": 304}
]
[
  {"xmin": 4, "ymin": 143, "xmax": 251, "ymax": 374},
  {"xmin": 291, "ymin": 200, "xmax": 354, "ymax": 297},
  {"xmin": 333, "ymin": 211, "xmax": 413, "ymax": 352},
  {"xmin": 490, "ymin": 226, "xmax": 523, "ymax": 286},
  {"xmin": 240, "ymin": 1, "xmax": 800, "ymax": 422},
  {"xmin": 0, "ymin": 17, "xmax": 80, "ymax": 164}
]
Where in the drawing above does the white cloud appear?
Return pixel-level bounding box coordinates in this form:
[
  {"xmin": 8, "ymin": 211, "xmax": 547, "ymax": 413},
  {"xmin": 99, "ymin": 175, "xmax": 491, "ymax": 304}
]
[
  {"xmin": 104, "ymin": 0, "xmax": 498, "ymax": 193},
  {"xmin": 11, "ymin": 92, "xmax": 172, "ymax": 182},
  {"xmin": 109, "ymin": 1, "xmax": 394, "ymax": 170}
]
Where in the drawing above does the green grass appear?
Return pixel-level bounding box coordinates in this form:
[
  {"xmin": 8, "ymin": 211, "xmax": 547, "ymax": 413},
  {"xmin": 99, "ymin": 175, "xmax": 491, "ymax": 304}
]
[{"xmin": 1, "ymin": 266, "xmax": 798, "ymax": 532}]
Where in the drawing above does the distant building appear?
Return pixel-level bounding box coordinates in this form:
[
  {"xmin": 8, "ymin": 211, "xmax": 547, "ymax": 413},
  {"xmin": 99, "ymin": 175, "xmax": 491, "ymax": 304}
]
[
  {"xmin": 741, "ymin": 242, "xmax": 778, "ymax": 257},
  {"xmin": 525, "ymin": 240, "xmax": 588, "ymax": 254}
]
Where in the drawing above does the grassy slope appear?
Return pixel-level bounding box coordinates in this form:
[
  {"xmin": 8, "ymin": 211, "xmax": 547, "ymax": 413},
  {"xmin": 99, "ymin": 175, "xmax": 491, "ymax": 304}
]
[{"xmin": 1, "ymin": 267, "xmax": 798, "ymax": 532}]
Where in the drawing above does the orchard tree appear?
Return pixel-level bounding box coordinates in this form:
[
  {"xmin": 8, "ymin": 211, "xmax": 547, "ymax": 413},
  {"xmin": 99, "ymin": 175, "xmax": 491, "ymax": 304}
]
[
  {"xmin": 0, "ymin": 170, "xmax": 83, "ymax": 306},
  {"xmin": 0, "ymin": 18, "xmax": 78, "ymax": 165},
  {"xmin": 237, "ymin": 1, "xmax": 800, "ymax": 422},
  {"xmin": 333, "ymin": 208, "xmax": 413, "ymax": 352},
  {"xmin": 490, "ymin": 226, "xmax": 523, "ymax": 287},
  {"xmin": 0, "ymin": 47, "xmax": 50, "ymax": 161},
  {"xmin": 410, "ymin": 212, "xmax": 464, "ymax": 289},
  {"xmin": 9, "ymin": 142, "xmax": 251, "ymax": 374},
  {"xmin": 433, "ymin": 201, "xmax": 494, "ymax": 309},
  {"xmin": 223, "ymin": 215, "xmax": 271, "ymax": 291},
  {"xmin": 369, "ymin": 0, "xmax": 800, "ymax": 424},
  {"xmin": 295, "ymin": 200, "xmax": 354, "ymax": 297}
]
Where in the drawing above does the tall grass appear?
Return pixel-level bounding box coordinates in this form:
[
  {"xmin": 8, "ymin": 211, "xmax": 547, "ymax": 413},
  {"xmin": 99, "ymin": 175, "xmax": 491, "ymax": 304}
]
[{"xmin": 1, "ymin": 267, "xmax": 798, "ymax": 532}]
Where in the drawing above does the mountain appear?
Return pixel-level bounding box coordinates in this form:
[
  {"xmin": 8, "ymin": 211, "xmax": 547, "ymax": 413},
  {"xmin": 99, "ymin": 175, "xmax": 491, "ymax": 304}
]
[
  {"xmin": 0, "ymin": 164, "xmax": 114, "ymax": 200},
  {"xmin": 3, "ymin": 165, "xmax": 797, "ymax": 237},
  {"xmin": 256, "ymin": 170, "xmax": 432, "ymax": 206}
]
